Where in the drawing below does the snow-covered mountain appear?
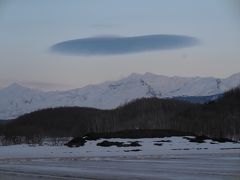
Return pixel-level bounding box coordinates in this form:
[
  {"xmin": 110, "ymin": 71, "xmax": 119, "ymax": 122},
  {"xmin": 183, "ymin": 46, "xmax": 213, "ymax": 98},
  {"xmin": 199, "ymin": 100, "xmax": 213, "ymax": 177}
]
[{"xmin": 0, "ymin": 72, "xmax": 240, "ymax": 120}]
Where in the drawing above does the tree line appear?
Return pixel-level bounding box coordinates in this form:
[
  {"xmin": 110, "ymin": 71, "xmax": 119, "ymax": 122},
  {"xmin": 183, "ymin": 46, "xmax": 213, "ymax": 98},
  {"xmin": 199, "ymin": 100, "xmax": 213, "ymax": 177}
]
[{"xmin": 0, "ymin": 88, "xmax": 239, "ymax": 144}]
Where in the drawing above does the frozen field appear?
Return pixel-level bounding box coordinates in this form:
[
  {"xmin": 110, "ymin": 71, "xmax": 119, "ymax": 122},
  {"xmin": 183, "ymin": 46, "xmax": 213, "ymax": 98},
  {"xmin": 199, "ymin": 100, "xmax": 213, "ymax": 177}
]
[{"xmin": 0, "ymin": 136, "xmax": 239, "ymax": 179}]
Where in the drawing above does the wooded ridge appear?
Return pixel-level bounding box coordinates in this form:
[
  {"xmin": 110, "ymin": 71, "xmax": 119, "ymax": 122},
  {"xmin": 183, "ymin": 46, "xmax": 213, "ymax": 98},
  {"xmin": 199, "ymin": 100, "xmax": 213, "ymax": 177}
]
[{"xmin": 0, "ymin": 88, "xmax": 239, "ymax": 144}]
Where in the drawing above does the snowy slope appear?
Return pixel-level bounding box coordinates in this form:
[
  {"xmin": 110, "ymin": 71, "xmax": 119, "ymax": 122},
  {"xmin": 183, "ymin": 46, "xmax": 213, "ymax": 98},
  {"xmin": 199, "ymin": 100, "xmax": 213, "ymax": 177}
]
[{"xmin": 0, "ymin": 72, "xmax": 240, "ymax": 119}]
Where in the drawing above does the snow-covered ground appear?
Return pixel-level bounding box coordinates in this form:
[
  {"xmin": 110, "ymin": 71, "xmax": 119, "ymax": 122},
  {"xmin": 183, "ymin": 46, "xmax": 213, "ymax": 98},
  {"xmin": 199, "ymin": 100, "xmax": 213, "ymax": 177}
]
[
  {"xmin": 0, "ymin": 136, "xmax": 240, "ymax": 159},
  {"xmin": 0, "ymin": 137, "xmax": 239, "ymax": 179}
]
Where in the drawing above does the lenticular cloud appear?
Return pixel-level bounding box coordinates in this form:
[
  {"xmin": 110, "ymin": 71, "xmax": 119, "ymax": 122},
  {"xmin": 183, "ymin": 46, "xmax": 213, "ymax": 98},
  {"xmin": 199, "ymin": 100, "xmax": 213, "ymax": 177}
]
[{"xmin": 50, "ymin": 34, "xmax": 199, "ymax": 56}]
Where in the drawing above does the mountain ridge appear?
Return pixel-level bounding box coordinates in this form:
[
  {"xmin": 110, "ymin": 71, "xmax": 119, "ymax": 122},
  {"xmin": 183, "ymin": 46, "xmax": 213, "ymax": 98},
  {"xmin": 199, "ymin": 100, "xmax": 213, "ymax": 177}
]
[{"xmin": 0, "ymin": 72, "xmax": 240, "ymax": 119}]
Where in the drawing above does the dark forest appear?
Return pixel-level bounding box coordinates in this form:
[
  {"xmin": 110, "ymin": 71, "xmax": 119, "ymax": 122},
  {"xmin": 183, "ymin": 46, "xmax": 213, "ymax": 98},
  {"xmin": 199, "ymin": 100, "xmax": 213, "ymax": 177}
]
[{"xmin": 1, "ymin": 88, "xmax": 239, "ymax": 144}]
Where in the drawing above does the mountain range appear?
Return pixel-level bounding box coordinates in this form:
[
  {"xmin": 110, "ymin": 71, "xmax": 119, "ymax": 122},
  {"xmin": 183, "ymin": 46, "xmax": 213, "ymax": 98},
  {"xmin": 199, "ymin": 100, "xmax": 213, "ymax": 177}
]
[{"xmin": 0, "ymin": 72, "xmax": 240, "ymax": 120}]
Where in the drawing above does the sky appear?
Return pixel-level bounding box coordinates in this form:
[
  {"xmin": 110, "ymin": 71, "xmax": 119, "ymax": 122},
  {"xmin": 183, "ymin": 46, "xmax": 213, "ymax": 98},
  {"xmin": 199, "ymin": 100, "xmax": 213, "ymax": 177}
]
[{"xmin": 0, "ymin": 0, "xmax": 240, "ymax": 90}]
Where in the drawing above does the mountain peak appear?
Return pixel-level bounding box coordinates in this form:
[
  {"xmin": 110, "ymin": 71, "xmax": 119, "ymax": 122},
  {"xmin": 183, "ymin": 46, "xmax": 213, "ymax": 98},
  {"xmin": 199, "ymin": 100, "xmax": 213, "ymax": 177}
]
[
  {"xmin": 128, "ymin": 73, "xmax": 141, "ymax": 77},
  {"xmin": 5, "ymin": 83, "xmax": 26, "ymax": 89},
  {"xmin": 1, "ymin": 83, "xmax": 32, "ymax": 92},
  {"xmin": 227, "ymin": 72, "xmax": 240, "ymax": 79}
]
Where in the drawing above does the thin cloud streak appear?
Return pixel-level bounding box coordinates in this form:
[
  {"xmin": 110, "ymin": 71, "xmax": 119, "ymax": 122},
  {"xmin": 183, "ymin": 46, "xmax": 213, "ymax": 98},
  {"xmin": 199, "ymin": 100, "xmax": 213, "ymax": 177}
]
[{"xmin": 50, "ymin": 34, "xmax": 200, "ymax": 56}]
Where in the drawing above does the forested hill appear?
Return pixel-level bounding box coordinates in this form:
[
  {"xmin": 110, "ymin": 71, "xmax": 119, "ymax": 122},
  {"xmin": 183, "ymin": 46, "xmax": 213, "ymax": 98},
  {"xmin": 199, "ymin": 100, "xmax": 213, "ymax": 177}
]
[{"xmin": 1, "ymin": 88, "xmax": 239, "ymax": 142}]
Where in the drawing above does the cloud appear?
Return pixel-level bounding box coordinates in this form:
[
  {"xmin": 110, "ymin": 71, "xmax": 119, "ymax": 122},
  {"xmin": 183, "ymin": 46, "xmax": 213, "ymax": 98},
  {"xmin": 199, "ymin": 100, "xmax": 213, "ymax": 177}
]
[{"xmin": 50, "ymin": 34, "xmax": 200, "ymax": 56}]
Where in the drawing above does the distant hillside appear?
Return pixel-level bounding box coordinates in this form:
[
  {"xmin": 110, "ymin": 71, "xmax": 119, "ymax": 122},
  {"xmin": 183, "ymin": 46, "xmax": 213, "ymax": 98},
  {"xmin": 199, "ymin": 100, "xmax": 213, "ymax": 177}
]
[
  {"xmin": 1, "ymin": 88, "xmax": 239, "ymax": 144},
  {"xmin": 173, "ymin": 94, "xmax": 220, "ymax": 104}
]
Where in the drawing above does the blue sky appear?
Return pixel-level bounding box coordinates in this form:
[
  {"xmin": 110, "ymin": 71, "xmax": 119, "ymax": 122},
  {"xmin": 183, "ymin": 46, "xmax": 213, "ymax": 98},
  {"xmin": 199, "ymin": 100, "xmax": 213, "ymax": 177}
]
[{"xmin": 0, "ymin": 0, "xmax": 239, "ymax": 90}]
